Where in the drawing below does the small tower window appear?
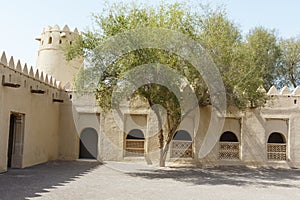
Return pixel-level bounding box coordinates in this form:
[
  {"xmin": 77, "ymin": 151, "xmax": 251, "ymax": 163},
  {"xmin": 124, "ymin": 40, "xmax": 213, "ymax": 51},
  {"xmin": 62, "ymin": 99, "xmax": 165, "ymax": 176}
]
[
  {"xmin": 48, "ymin": 37, "xmax": 53, "ymax": 44},
  {"xmin": 59, "ymin": 39, "xmax": 62, "ymax": 44},
  {"xmin": 70, "ymin": 41, "xmax": 72, "ymax": 45}
]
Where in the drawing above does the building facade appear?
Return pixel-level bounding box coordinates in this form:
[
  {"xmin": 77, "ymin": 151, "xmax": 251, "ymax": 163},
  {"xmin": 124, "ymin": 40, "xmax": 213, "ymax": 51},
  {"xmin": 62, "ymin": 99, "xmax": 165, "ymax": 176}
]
[{"xmin": 0, "ymin": 25, "xmax": 300, "ymax": 173}]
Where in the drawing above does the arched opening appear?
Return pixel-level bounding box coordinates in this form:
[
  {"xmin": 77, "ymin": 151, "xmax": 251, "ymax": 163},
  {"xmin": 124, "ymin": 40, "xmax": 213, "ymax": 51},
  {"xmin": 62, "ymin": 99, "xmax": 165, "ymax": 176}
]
[
  {"xmin": 125, "ymin": 129, "xmax": 145, "ymax": 157},
  {"xmin": 219, "ymin": 131, "xmax": 239, "ymax": 160},
  {"xmin": 220, "ymin": 131, "xmax": 238, "ymax": 142},
  {"xmin": 171, "ymin": 130, "xmax": 192, "ymax": 158},
  {"xmin": 268, "ymin": 132, "xmax": 285, "ymax": 143},
  {"xmin": 79, "ymin": 128, "xmax": 98, "ymax": 159},
  {"xmin": 267, "ymin": 132, "xmax": 286, "ymax": 160}
]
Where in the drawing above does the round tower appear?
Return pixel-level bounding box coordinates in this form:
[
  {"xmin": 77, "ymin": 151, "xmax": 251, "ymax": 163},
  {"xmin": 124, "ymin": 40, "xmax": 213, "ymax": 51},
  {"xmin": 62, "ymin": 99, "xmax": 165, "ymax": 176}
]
[{"xmin": 35, "ymin": 25, "xmax": 83, "ymax": 87}]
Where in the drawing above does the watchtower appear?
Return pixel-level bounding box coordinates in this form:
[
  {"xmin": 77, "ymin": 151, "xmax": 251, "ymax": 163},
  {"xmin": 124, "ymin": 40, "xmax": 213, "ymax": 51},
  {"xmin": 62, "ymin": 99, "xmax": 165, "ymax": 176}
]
[{"xmin": 35, "ymin": 25, "xmax": 83, "ymax": 87}]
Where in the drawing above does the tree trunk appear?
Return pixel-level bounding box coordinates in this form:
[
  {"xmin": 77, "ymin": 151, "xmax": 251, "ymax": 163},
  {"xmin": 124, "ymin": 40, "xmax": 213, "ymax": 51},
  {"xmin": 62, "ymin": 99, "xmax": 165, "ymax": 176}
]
[{"xmin": 159, "ymin": 142, "xmax": 170, "ymax": 167}]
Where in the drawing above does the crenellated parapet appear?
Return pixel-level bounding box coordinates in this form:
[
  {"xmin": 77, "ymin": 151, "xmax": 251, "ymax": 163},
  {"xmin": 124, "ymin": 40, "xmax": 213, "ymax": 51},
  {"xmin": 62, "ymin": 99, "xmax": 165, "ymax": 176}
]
[
  {"xmin": 266, "ymin": 85, "xmax": 300, "ymax": 96},
  {"xmin": 0, "ymin": 51, "xmax": 71, "ymax": 105},
  {"xmin": 0, "ymin": 51, "xmax": 62, "ymax": 89}
]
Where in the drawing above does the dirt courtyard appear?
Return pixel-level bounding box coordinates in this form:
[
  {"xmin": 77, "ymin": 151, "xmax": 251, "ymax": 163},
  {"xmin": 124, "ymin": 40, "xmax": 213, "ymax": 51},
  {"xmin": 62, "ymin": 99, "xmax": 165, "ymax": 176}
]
[{"xmin": 0, "ymin": 160, "xmax": 300, "ymax": 200}]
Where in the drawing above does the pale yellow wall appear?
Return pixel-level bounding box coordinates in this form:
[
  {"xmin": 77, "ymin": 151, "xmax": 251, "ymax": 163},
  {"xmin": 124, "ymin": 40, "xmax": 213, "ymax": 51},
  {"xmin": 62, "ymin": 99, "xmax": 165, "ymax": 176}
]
[{"xmin": 0, "ymin": 61, "xmax": 60, "ymax": 173}]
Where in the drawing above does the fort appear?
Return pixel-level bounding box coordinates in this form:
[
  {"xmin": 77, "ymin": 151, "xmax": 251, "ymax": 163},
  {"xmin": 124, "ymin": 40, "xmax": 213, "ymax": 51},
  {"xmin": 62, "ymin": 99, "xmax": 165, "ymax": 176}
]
[{"xmin": 1, "ymin": 25, "xmax": 300, "ymax": 173}]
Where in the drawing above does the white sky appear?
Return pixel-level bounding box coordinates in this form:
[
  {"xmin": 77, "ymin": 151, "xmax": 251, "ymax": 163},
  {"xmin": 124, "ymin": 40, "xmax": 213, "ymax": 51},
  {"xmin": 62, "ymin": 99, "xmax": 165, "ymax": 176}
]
[{"xmin": 1, "ymin": 0, "xmax": 300, "ymax": 67}]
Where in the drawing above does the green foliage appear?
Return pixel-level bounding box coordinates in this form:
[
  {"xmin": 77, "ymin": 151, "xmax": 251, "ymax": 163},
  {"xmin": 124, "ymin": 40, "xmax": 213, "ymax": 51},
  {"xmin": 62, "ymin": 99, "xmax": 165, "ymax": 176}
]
[
  {"xmin": 277, "ymin": 37, "xmax": 300, "ymax": 88},
  {"xmin": 66, "ymin": 1, "xmax": 297, "ymax": 166},
  {"xmin": 68, "ymin": 1, "xmax": 276, "ymax": 110},
  {"xmin": 245, "ymin": 27, "xmax": 281, "ymax": 89},
  {"xmin": 65, "ymin": 31, "xmax": 101, "ymax": 61}
]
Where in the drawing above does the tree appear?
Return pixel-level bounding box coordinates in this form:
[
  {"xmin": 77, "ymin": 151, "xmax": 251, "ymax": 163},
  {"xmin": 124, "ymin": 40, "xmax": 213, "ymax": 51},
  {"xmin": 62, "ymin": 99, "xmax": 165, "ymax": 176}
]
[
  {"xmin": 277, "ymin": 37, "xmax": 300, "ymax": 88},
  {"xmin": 224, "ymin": 27, "xmax": 281, "ymax": 108},
  {"xmin": 66, "ymin": 2, "xmax": 275, "ymax": 166},
  {"xmin": 244, "ymin": 27, "xmax": 281, "ymax": 89}
]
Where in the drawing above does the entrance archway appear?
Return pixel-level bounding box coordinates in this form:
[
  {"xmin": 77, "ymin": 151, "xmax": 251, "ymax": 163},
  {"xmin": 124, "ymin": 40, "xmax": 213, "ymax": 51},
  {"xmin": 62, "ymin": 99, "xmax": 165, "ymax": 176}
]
[{"xmin": 79, "ymin": 128, "xmax": 98, "ymax": 159}]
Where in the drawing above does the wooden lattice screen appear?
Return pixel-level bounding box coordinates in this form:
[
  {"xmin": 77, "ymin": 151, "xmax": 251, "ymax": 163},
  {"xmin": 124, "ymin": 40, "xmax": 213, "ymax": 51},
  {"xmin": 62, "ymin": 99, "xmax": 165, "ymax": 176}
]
[
  {"xmin": 171, "ymin": 141, "xmax": 192, "ymax": 158},
  {"xmin": 219, "ymin": 142, "xmax": 239, "ymax": 160},
  {"xmin": 267, "ymin": 143, "xmax": 286, "ymax": 160},
  {"xmin": 125, "ymin": 139, "xmax": 144, "ymax": 157}
]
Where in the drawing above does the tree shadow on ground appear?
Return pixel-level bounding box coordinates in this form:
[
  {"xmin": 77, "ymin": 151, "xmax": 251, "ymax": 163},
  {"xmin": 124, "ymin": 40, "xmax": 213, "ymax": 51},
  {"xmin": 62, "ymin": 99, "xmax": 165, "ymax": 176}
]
[
  {"xmin": 0, "ymin": 160, "xmax": 101, "ymax": 200},
  {"xmin": 126, "ymin": 165, "xmax": 300, "ymax": 188}
]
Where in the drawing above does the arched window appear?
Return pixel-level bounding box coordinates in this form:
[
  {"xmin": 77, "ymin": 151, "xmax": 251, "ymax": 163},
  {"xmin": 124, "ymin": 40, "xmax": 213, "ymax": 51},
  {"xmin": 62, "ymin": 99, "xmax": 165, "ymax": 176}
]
[
  {"xmin": 125, "ymin": 129, "xmax": 145, "ymax": 157},
  {"xmin": 268, "ymin": 132, "xmax": 285, "ymax": 143},
  {"xmin": 267, "ymin": 132, "xmax": 286, "ymax": 160},
  {"xmin": 220, "ymin": 131, "xmax": 238, "ymax": 142},
  {"xmin": 219, "ymin": 131, "xmax": 239, "ymax": 160},
  {"xmin": 79, "ymin": 128, "xmax": 98, "ymax": 159},
  {"xmin": 48, "ymin": 37, "xmax": 52, "ymax": 44},
  {"xmin": 171, "ymin": 130, "xmax": 192, "ymax": 158},
  {"xmin": 126, "ymin": 129, "xmax": 144, "ymax": 140},
  {"xmin": 173, "ymin": 130, "xmax": 192, "ymax": 141}
]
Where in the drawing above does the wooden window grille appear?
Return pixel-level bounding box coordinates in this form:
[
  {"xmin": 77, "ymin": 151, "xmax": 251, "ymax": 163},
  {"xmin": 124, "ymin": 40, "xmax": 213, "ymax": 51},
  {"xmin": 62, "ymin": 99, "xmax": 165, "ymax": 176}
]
[
  {"xmin": 267, "ymin": 144, "xmax": 286, "ymax": 160},
  {"xmin": 125, "ymin": 139, "xmax": 144, "ymax": 157},
  {"xmin": 171, "ymin": 140, "xmax": 192, "ymax": 158},
  {"xmin": 219, "ymin": 142, "xmax": 240, "ymax": 160}
]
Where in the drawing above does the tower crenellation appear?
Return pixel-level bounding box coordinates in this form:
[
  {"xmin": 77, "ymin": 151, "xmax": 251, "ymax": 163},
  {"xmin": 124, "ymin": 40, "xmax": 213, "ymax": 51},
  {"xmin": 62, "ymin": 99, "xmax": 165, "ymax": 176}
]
[
  {"xmin": 35, "ymin": 25, "xmax": 80, "ymax": 50},
  {"xmin": 35, "ymin": 25, "xmax": 83, "ymax": 87}
]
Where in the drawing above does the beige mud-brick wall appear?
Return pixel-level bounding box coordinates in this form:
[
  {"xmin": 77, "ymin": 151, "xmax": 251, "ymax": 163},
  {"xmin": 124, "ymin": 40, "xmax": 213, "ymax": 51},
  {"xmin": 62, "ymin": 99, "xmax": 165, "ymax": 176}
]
[
  {"xmin": 57, "ymin": 93, "xmax": 79, "ymax": 160},
  {"xmin": 100, "ymin": 112, "xmax": 124, "ymax": 161},
  {"xmin": 290, "ymin": 113, "xmax": 300, "ymax": 167},
  {"xmin": 194, "ymin": 106, "xmax": 211, "ymax": 164},
  {"xmin": 58, "ymin": 92, "xmax": 101, "ymax": 160},
  {"xmin": 0, "ymin": 55, "xmax": 61, "ymax": 173},
  {"xmin": 240, "ymin": 110, "xmax": 266, "ymax": 166}
]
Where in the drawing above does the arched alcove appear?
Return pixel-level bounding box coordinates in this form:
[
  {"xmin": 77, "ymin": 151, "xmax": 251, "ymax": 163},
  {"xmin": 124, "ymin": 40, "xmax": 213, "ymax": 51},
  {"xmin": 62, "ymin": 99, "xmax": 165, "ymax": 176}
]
[
  {"xmin": 219, "ymin": 131, "xmax": 239, "ymax": 160},
  {"xmin": 79, "ymin": 128, "xmax": 98, "ymax": 159},
  {"xmin": 171, "ymin": 130, "xmax": 192, "ymax": 158},
  {"xmin": 268, "ymin": 132, "xmax": 286, "ymax": 143},
  {"xmin": 267, "ymin": 132, "xmax": 287, "ymax": 160},
  {"xmin": 125, "ymin": 129, "xmax": 145, "ymax": 157},
  {"xmin": 220, "ymin": 131, "xmax": 239, "ymax": 142},
  {"xmin": 126, "ymin": 129, "xmax": 144, "ymax": 140},
  {"xmin": 173, "ymin": 130, "xmax": 192, "ymax": 141}
]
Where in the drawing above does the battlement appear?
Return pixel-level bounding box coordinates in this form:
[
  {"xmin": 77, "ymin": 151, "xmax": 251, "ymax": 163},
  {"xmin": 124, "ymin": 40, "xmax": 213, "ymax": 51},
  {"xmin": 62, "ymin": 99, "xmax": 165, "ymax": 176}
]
[
  {"xmin": 266, "ymin": 85, "xmax": 300, "ymax": 96},
  {"xmin": 35, "ymin": 25, "xmax": 80, "ymax": 50},
  {"xmin": 0, "ymin": 51, "xmax": 62, "ymax": 90}
]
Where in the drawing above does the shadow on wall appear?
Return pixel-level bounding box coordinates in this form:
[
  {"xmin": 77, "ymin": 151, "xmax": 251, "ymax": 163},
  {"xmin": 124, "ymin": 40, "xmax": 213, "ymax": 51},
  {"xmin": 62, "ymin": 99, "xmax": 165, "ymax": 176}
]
[
  {"xmin": 0, "ymin": 161, "xmax": 101, "ymax": 200},
  {"xmin": 126, "ymin": 165, "xmax": 300, "ymax": 188}
]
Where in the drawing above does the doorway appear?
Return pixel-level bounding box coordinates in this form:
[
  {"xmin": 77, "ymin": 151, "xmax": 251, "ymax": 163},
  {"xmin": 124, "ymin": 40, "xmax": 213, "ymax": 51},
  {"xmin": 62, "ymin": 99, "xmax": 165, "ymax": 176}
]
[
  {"xmin": 79, "ymin": 128, "xmax": 98, "ymax": 159},
  {"xmin": 7, "ymin": 113, "xmax": 25, "ymax": 168}
]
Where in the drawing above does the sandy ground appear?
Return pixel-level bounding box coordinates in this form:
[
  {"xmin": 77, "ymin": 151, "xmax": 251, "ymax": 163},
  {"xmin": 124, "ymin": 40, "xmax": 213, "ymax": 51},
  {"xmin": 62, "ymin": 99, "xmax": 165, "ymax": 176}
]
[{"xmin": 0, "ymin": 160, "xmax": 300, "ymax": 200}]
